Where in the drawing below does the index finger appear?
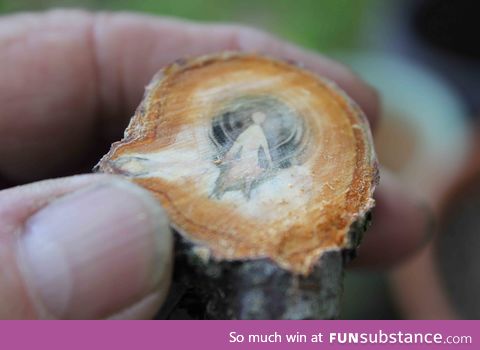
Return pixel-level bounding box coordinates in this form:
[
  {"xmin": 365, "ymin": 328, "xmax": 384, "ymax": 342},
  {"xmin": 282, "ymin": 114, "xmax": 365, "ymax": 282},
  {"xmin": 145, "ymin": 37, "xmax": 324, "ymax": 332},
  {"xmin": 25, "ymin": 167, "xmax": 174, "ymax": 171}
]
[{"xmin": 0, "ymin": 10, "xmax": 379, "ymax": 182}]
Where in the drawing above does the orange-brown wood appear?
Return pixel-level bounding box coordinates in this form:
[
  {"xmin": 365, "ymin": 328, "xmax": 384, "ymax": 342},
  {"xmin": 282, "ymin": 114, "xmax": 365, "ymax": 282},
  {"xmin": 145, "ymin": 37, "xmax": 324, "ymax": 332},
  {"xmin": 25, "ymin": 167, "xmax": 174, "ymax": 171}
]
[{"xmin": 97, "ymin": 53, "xmax": 377, "ymax": 275}]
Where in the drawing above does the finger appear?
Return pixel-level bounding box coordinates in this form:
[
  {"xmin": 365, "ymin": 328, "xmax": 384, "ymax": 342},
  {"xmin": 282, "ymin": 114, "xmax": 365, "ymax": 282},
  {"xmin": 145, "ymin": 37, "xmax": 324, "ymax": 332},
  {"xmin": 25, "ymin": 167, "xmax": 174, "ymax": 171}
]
[
  {"xmin": 0, "ymin": 174, "xmax": 172, "ymax": 319},
  {"xmin": 92, "ymin": 14, "xmax": 380, "ymax": 134},
  {"xmin": 0, "ymin": 10, "xmax": 379, "ymax": 182},
  {"xmin": 351, "ymin": 169, "xmax": 434, "ymax": 268}
]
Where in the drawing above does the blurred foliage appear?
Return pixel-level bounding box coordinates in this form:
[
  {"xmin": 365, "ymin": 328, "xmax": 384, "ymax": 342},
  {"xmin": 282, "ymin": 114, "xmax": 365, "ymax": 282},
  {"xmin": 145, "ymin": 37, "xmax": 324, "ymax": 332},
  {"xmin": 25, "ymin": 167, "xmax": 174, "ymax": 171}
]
[{"xmin": 0, "ymin": 0, "xmax": 377, "ymax": 51}]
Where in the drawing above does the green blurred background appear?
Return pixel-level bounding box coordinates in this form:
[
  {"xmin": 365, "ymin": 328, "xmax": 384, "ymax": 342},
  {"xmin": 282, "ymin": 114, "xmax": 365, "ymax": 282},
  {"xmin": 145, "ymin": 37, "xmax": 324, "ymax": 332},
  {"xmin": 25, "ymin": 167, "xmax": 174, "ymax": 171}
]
[{"xmin": 0, "ymin": 0, "xmax": 377, "ymax": 52}]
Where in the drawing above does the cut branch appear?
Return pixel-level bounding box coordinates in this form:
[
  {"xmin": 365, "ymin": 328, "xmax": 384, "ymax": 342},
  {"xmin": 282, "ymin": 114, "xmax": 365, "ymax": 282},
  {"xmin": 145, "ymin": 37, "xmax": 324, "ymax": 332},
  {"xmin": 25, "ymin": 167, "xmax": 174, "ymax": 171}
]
[{"xmin": 96, "ymin": 53, "xmax": 378, "ymax": 319}]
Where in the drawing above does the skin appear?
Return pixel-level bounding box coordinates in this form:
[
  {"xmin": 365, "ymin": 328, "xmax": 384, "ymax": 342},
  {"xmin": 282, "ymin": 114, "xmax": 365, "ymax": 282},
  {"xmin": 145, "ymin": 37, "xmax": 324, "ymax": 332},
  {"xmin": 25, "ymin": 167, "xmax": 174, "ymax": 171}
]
[{"xmin": 0, "ymin": 10, "xmax": 431, "ymax": 319}]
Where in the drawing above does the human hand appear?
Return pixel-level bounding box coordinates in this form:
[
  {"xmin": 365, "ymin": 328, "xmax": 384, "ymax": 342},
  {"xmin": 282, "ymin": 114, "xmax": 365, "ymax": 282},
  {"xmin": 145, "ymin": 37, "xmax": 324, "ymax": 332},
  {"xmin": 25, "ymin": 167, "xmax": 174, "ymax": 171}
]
[{"xmin": 0, "ymin": 10, "xmax": 430, "ymax": 319}]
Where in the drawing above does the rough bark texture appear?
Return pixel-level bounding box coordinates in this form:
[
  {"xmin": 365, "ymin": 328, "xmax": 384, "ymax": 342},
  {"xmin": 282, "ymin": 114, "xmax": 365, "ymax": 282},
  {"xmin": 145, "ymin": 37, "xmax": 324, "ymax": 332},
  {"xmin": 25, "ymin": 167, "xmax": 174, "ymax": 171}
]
[
  {"xmin": 157, "ymin": 234, "xmax": 342, "ymax": 319},
  {"xmin": 158, "ymin": 211, "xmax": 371, "ymax": 320}
]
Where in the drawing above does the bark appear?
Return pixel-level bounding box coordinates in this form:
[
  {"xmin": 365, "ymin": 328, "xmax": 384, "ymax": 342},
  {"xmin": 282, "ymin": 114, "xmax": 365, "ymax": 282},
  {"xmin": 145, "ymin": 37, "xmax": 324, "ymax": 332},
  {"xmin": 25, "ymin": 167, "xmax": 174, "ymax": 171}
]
[{"xmin": 158, "ymin": 211, "xmax": 371, "ymax": 320}]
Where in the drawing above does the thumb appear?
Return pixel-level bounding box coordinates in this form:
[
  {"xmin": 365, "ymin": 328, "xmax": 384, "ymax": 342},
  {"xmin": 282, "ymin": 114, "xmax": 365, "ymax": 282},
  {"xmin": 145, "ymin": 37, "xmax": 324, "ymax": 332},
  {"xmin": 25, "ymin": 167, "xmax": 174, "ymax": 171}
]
[{"xmin": 0, "ymin": 174, "xmax": 172, "ymax": 319}]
